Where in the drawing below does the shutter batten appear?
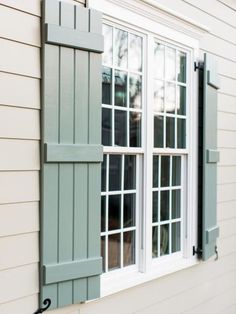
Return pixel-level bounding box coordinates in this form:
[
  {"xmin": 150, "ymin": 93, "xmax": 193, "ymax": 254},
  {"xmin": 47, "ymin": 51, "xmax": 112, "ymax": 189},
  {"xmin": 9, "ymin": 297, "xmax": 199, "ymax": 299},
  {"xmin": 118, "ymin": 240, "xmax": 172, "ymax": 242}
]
[{"xmin": 40, "ymin": 0, "xmax": 103, "ymax": 309}]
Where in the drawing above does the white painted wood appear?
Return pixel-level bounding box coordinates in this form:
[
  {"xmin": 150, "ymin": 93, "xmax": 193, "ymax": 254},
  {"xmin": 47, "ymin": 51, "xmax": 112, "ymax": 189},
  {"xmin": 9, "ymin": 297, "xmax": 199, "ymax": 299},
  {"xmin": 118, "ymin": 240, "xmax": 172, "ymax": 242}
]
[
  {"xmin": 0, "ymin": 171, "xmax": 39, "ymax": 204},
  {"xmin": 218, "ymin": 94, "xmax": 236, "ymax": 114},
  {"xmin": 218, "ymin": 112, "xmax": 236, "ymax": 132},
  {"xmin": 183, "ymin": 0, "xmax": 236, "ymax": 28},
  {"xmin": 219, "ymin": 0, "xmax": 236, "ymax": 11},
  {"xmin": 218, "ymin": 165, "xmax": 236, "ymax": 184},
  {"xmin": 219, "ymin": 75, "xmax": 236, "ymax": 97},
  {"xmin": 219, "ymin": 218, "xmax": 236, "ymax": 239},
  {"xmin": 0, "ymin": 139, "xmax": 40, "ymax": 170},
  {"xmin": 218, "ymin": 200, "xmax": 236, "ymax": 221},
  {"xmin": 0, "ymin": 38, "xmax": 40, "ymax": 78},
  {"xmin": 0, "ymin": 202, "xmax": 39, "ymax": 237},
  {"xmin": 0, "ymin": 5, "xmax": 40, "ymax": 47},
  {"xmin": 0, "ymin": 0, "xmax": 41, "ymax": 16},
  {"xmin": 0, "ymin": 106, "xmax": 40, "ymax": 140},
  {"xmin": 218, "ymin": 130, "xmax": 236, "ymax": 148},
  {"xmin": 217, "ymin": 182, "xmax": 236, "ymax": 203},
  {"xmin": 0, "ymin": 232, "xmax": 39, "ymax": 270},
  {"xmin": 0, "ymin": 263, "xmax": 38, "ymax": 304},
  {"xmin": 0, "ymin": 294, "xmax": 38, "ymax": 314},
  {"xmin": 218, "ymin": 148, "xmax": 236, "ymax": 166},
  {"xmin": 218, "ymin": 234, "xmax": 236, "ymax": 257},
  {"xmin": 0, "ymin": 72, "xmax": 40, "ymax": 109}
]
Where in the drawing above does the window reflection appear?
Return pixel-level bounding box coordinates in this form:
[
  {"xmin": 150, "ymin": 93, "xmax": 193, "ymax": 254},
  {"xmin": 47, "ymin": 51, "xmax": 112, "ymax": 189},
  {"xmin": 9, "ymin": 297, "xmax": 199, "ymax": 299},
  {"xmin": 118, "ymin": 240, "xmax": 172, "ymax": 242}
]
[
  {"xmin": 129, "ymin": 34, "xmax": 142, "ymax": 72},
  {"xmin": 154, "ymin": 80, "xmax": 164, "ymax": 112},
  {"xmin": 166, "ymin": 83, "xmax": 176, "ymax": 113},
  {"xmin": 130, "ymin": 112, "xmax": 141, "ymax": 147},
  {"xmin": 103, "ymin": 24, "xmax": 113, "ymax": 65},
  {"xmin": 165, "ymin": 47, "xmax": 176, "ymax": 81},
  {"xmin": 114, "ymin": 29, "xmax": 128, "ymax": 68},
  {"xmin": 130, "ymin": 74, "xmax": 142, "ymax": 109},
  {"xmin": 154, "ymin": 43, "xmax": 164, "ymax": 79},
  {"xmin": 102, "ymin": 67, "xmax": 112, "ymax": 105},
  {"xmin": 115, "ymin": 70, "xmax": 127, "ymax": 107},
  {"xmin": 177, "ymin": 51, "xmax": 186, "ymax": 83}
]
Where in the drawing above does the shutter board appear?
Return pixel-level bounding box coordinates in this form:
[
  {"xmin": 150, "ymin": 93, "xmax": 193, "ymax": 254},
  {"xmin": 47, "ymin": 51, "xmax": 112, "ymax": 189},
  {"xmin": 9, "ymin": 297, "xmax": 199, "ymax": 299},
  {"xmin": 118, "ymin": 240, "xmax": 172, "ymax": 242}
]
[
  {"xmin": 40, "ymin": 0, "xmax": 103, "ymax": 310},
  {"xmin": 201, "ymin": 53, "xmax": 220, "ymax": 261}
]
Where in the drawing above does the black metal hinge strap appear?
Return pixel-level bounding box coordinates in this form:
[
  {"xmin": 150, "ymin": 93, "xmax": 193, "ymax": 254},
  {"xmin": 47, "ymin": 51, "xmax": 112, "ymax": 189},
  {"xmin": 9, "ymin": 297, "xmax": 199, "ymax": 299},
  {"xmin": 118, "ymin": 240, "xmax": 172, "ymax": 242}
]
[{"xmin": 34, "ymin": 298, "xmax": 51, "ymax": 314}]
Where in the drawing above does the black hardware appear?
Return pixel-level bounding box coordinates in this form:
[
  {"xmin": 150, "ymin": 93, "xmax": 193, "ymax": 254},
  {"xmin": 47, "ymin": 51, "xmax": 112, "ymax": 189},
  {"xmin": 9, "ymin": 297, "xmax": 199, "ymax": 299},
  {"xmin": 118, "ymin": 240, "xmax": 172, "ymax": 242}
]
[
  {"xmin": 34, "ymin": 298, "xmax": 51, "ymax": 314},
  {"xmin": 194, "ymin": 61, "xmax": 204, "ymax": 71},
  {"xmin": 193, "ymin": 246, "xmax": 202, "ymax": 257},
  {"xmin": 215, "ymin": 245, "xmax": 219, "ymax": 261}
]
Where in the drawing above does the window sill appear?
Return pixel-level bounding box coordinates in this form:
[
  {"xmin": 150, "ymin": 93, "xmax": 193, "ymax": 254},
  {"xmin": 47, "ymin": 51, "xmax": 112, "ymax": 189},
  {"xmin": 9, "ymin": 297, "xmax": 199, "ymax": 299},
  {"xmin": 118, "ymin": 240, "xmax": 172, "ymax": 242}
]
[{"xmin": 101, "ymin": 256, "xmax": 199, "ymax": 297}]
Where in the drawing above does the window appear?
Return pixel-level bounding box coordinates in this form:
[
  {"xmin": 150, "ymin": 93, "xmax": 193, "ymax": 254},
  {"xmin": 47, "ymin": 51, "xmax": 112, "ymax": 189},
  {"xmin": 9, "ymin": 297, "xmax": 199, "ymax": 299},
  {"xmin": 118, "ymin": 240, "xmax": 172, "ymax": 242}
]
[{"xmin": 101, "ymin": 21, "xmax": 194, "ymax": 280}]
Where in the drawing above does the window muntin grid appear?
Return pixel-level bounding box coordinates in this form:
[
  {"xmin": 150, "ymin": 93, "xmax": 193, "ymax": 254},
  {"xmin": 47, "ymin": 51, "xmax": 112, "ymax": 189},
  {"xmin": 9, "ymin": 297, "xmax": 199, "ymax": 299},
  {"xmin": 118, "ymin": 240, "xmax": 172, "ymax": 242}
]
[
  {"xmin": 102, "ymin": 24, "xmax": 143, "ymax": 148},
  {"xmin": 101, "ymin": 154, "xmax": 138, "ymax": 272},
  {"xmin": 153, "ymin": 42, "xmax": 187, "ymax": 149},
  {"xmin": 152, "ymin": 155, "xmax": 182, "ymax": 257}
]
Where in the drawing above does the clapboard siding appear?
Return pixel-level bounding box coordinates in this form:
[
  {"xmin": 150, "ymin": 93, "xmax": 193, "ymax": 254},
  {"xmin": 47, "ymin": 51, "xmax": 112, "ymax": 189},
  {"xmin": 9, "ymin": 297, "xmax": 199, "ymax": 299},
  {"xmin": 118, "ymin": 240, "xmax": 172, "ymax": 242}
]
[
  {"xmin": 0, "ymin": 202, "xmax": 39, "ymax": 237},
  {"xmin": 0, "ymin": 106, "xmax": 40, "ymax": 139},
  {"xmin": 0, "ymin": 4, "xmax": 40, "ymax": 47},
  {"xmin": 218, "ymin": 200, "xmax": 236, "ymax": 221},
  {"xmin": 0, "ymin": 232, "xmax": 39, "ymax": 270},
  {"xmin": 218, "ymin": 165, "xmax": 236, "ymax": 184},
  {"xmin": 0, "ymin": 171, "xmax": 39, "ymax": 204},
  {"xmin": 0, "ymin": 263, "xmax": 39, "ymax": 304},
  {"xmin": 0, "ymin": 38, "xmax": 40, "ymax": 78},
  {"xmin": 0, "ymin": 0, "xmax": 41, "ymax": 16},
  {"xmin": 0, "ymin": 294, "xmax": 38, "ymax": 314},
  {"xmin": 218, "ymin": 131, "xmax": 236, "ymax": 148},
  {"xmin": 0, "ymin": 72, "xmax": 40, "ymax": 109}
]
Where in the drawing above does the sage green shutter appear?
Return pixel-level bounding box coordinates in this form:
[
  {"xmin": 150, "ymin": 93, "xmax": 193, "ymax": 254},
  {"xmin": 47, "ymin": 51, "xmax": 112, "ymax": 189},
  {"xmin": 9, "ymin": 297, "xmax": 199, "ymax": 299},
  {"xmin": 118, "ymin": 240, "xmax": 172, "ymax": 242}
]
[
  {"xmin": 40, "ymin": 0, "xmax": 103, "ymax": 310},
  {"xmin": 201, "ymin": 53, "xmax": 220, "ymax": 261}
]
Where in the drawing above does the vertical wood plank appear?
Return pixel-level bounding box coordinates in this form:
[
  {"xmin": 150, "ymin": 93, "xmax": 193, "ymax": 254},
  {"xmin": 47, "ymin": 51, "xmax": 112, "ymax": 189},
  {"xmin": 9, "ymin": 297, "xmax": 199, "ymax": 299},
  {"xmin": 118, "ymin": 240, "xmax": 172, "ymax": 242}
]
[
  {"xmin": 41, "ymin": 0, "xmax": 60, "ymax": 308},
  {"xmin": 87, "ymin": 9, "xmax": 102, "ymax": 299},
  {"xmin": 73, "ymin": 6, "xmax": 89, "ymax": 303},
  {"xmin": 58, "ymin": 1, "xmax": 75, "ymax": 307}
]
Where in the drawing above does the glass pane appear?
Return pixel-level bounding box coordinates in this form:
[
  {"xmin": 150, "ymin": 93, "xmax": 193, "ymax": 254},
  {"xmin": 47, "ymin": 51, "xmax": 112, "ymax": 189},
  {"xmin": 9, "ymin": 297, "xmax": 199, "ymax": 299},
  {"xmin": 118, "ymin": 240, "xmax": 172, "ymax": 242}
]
[
  {"xmin": 115, "ymin": 110, "xmax": 127, "ymax": 146},
  {"xmin": 124, "ymin": 193, "xmax": 136, "ymax": 228},
  {"xmin": 166, "ymin": 117, "xmax": 175, "ymax": 148},
  {"xmin": 152, "ymin": 191, "xmax": 159, "ymax": 222},
  {"xmin": 108, "ymin": 194, "xmax": 121, "ymax": 230},
  {"xmin": 160, "ymin": 190, "xmax": 169, "ymax": 221},
  {"xmin": 130, "ymin": 74, "xmax": 142, "ymax": 109},
  {"xmin": 154, "ymin": 115, "xmax": 164, "ymax": 148},
  {"xmin": 129, "ymin": 34, "xmax": 142, "ymax": 72},
  {"xmin": 172, "ymin": 189, "xmax": 181, "ymax": 219},
  {"xmin": 152, "ymin": 226, "xmax": 158, "ymax": 258},
  {"xmin": 101, "ymin": 236, "xmax": 106, "ymax": 272},
  {"xmin": 172, "ymin": 156, "xmax": 181, "ymax": 186},
  {"xmin": 109, "ymin": 155, "xmax": 122, "ymax": 191},
  {"xmin": 177, "ymin": 118, "xmax": 186, "ymax": 148},
  {"xmin": 102, "ymin": 108, "xmax": 112, "ymax": 146},
  {"xmin": 102, "ymin": 67, "xmax": 112, "ymax": 105},
  {"xmin": 108, "ymin": 233, "xmax": 120, "ymax": 270},
  {"xmin": 177, "ymin": 51, "xmax": 186, "ymax": 83},
  {"xmin": 161, "ymin": 156, "xmax": 170, "ymax": 187},
  {"xmin": 130, "ymin": 112, "xmax": 141, "ymax": 147},
  {"xmin": 123, "ymin": 231, "xmax": 136, "ymax": 266},
  {"xmin": 154, "ymin": 43, "xmax": 164, "ymax": 79},
  {"xmin": 124, "ymin": 155, "xmax": 136, "ymax": 190},
  {"xmin": 172, "ymin": 222, "xmax": 181, "ymax": 253},
  {"xmin": 101, "ymin": 155, "xmax": 107, "ymax": 192},
  {"xmin": 177, "ymin": 85, "xmax": 186, "ymax": 115},
  {"xmin": 154, "ymin": 80, "xmax": 164, "ymax": 112},
  {"xmin": 115, "ymin": 70, "xmax": 127, "ymax": 107},
  {"xmin": 166, "ymin": 83, "xmax": 176, "ymax": 113},
  {"xmin": 114, "ymin": 28, "xmax": 128, "ymax": 68},
  {"xmin": 165, "ymin": 47, "xmax": 176, "ymax": 81},
  {"xmin": 153, "ymin": 155, "xmax": 159, "ymax": 188},
  {"xmin": 160, "ymin": 224, "xmax": 169, "ymax": 256},
  {"xmin": 103, "ymin": 24, "xmax": 112, "ymax": 65},
  {"xmin": 101, "ymin": 196, "xmax": 106, "ymax": 232}
]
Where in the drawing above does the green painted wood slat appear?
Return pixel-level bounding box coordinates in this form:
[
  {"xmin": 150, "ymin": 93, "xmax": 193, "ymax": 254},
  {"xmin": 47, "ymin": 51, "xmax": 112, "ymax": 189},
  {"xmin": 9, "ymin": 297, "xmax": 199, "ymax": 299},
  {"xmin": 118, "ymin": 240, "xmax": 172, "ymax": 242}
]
[
  {"xmin": 40, "ymin": 0, "xmax": 103, "ymax": 310},
  {"xmin": 202, "ymin": 53, "xmax": 220, "ymax": 261}
]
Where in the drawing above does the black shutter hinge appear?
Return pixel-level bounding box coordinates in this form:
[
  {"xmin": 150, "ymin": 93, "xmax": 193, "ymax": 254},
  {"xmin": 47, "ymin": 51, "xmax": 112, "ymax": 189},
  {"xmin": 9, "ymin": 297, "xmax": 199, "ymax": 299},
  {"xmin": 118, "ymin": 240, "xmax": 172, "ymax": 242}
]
[
  {"xmin": 193, "ymin": 246, "xmax": 202, "ymax": 257},
  {"xmin": 34, "ymin": 299, "xmax": 51, "ymax": 314},
  {"xmin": 194, "ymin": 61, "xmax": 204, "ymax": 72}
]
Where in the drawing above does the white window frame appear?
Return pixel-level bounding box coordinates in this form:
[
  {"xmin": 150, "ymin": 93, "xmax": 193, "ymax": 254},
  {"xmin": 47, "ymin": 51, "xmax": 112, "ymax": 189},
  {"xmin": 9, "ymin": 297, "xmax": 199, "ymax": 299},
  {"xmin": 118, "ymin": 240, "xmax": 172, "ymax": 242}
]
[{"xmin": 89, "ymin": 0, "xmax": 207, "ymax": 297}]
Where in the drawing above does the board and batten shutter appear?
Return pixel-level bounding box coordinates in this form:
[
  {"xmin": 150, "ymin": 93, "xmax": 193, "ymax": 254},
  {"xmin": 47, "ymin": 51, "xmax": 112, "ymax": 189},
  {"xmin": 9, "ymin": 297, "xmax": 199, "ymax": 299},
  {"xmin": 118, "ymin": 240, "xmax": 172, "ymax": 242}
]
[
  {"xmin": 40, "ymin": 0, "xmax": 104, "ymax": 310},
  {"xmin": 200, "ymin": 53, "xmax": 220, "ymax": 261}
]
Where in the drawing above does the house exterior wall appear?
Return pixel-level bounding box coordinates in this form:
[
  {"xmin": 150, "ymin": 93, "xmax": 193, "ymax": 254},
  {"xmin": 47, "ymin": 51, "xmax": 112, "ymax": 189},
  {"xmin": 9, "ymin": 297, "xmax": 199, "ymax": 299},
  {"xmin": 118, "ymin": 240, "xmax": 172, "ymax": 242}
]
[{"xmin": 0, "ymin": 0, "xmax": 235, "ymax": 313}]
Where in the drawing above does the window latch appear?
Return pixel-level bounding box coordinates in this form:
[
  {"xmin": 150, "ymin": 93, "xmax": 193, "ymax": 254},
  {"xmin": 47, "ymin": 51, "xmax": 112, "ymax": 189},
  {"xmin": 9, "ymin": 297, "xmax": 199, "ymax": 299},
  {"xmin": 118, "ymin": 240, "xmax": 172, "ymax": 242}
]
[
  {"xmin": 193, "ymin": 246, "xmax": 202, "ymax": 257},
  {"xmin": 194, "ymin": 61, "xmax": 203, "ymax": 71},
  {"xmin": 34, "ymin": 298, "xmax": 51, "ymax": 314}
]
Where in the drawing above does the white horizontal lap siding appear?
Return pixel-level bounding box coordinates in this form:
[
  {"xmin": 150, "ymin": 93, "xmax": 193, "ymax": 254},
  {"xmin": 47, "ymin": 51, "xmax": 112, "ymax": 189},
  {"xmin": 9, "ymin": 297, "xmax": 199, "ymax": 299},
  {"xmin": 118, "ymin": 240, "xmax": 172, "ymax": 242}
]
[{"xmin": 0, "ymin": 1, "xmax": 40, "ymax": 312}]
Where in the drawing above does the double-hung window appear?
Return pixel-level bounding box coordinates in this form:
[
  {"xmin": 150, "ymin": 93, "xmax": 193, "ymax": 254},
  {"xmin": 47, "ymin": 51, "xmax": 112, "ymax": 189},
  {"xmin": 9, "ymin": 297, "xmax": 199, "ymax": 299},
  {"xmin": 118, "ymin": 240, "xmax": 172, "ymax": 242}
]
[{"xmin": 100, "ymin": 18, "xmax": 196, "ymax": 288}]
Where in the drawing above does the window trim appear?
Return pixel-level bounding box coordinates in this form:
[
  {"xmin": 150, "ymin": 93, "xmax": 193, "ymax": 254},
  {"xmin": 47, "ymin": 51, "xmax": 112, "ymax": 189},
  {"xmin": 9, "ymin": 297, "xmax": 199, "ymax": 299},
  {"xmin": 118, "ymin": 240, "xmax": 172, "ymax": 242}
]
[{"xmin": 93, "ymin": 0, "xmax": 201, "ymax": 298}]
